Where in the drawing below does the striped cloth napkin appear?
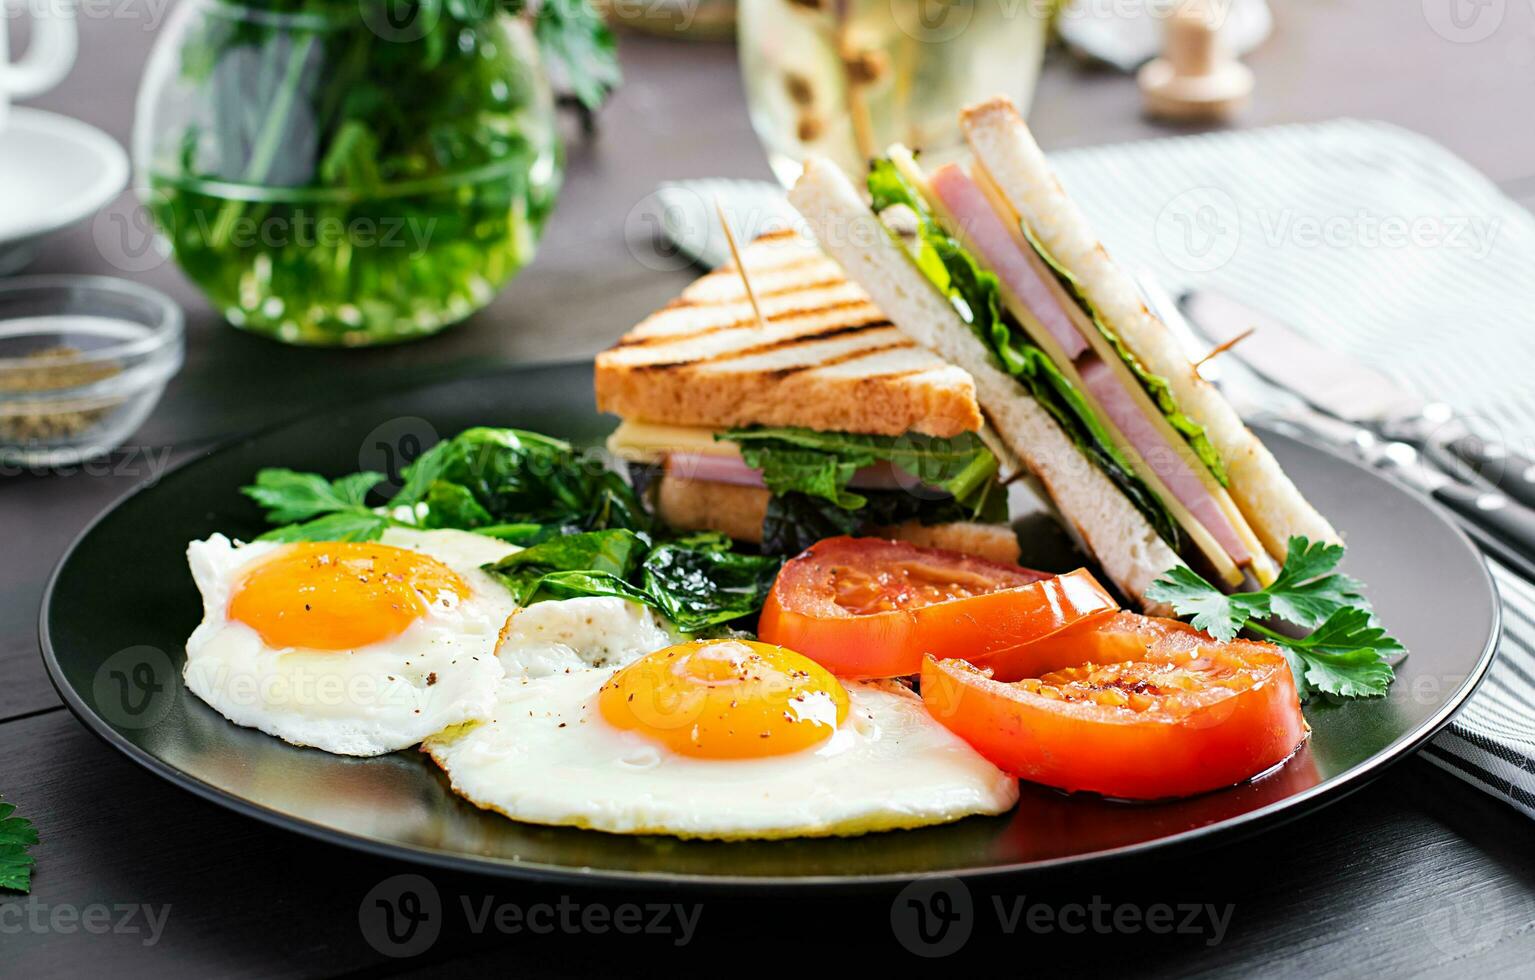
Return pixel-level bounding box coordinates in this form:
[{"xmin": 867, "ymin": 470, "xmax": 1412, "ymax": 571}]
[
  {"xmin": 1048, "ymin": 120, "xmax": 1534, "ymax": 818},
  {"xmin": 675, "ymin": 120, "xmax": 1534, "ymax": 817}
]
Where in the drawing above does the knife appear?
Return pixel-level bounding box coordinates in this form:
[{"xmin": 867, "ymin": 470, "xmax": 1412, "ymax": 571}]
[
  {"xmin": 1180, "ymin": 289, "xmax": 1535, "ymax": 510},
  {"xmin": 1134, "ymin": 275, "xmax": 1535, "ymax": 574},
  {"xmin": 1366, "ymin": 440, "xmax": 1535, "ymax": 583}
]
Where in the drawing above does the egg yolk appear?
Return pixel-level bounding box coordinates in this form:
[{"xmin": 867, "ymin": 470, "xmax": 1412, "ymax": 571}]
[
  {"xmin": 598, "ymin": 640, "xmax": 849, "ymax": 759},
  {"xmin": 229, "ymin": 542, "xmax": 470, "ymax": 651}
]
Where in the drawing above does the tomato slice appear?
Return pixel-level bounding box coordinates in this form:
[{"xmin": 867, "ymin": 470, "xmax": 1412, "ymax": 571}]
[
  {"xmin": 970, "ymin": 610, "xmax": 1202, "ymax": 681},
  {"xmin": 756, "ymin": 536, "xmax": 1119, "ymax": 680},
  {"xmin": 920, "ymin": 617, "xmax": 1307, "ymax": 800}
]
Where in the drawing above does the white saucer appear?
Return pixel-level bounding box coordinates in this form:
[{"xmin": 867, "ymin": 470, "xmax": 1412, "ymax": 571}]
[
  {"xmin": 0, "ymin": 107, "xmax": 129, "ymax": 274},
  {"xmin": 655, "ymin": 178, "xmax": 800, "ymax": 269}
]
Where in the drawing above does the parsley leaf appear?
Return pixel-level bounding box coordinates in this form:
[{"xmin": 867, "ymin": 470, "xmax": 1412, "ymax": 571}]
[
  {"xmin": 0, "ymin": 798, "xmax": 39, "ymax": 893},
  {"xmin": 1145, "ymin": 565, "xmax": 1270, "ymax": 642},
  {"xmin": 242, "ymin": 469, "xmax": 385, "ymax": 524},
  {"xmin": 256, "ymin": 511, "xmax": 394, "ymax": 543},
  {"xmin": 243, "ymin": 468, "xmax": 394, "ymax": 542},
  {"xmin": 1145, "ymin": 536, "xmax": 1403, "ymax": 700},
  {"xmin": 1255, "ymin": 609, "xmax": 1402, "ymax": 699},
  {"xmin": 1262, "ymin": 537, "xmax": 1367, "ymax": 627}
]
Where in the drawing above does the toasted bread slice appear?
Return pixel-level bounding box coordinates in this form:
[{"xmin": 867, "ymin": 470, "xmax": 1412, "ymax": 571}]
[
  {"xmin": 790, "ymin": 157, "xmax": 1182, "ymax": 605},
  {"xmin": 656, "ymin": 475, "xmax": 1022, "ymax": 565},
  {"xmin": 960, "ymin": 97, "xmax": 1341, "ymax": 559},
  {"xmin": 595, "ymin": 229, "xmax": 983, "ymax": 438}
]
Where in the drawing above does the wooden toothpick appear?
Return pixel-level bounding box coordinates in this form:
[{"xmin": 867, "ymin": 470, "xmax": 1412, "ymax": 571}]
[
  {"xmin": 715, "ymin": 197, "xmax": 768, "ymax": 329},
  {"xmin": 1195, "ymin": 326, "xmax": 1256, "ymax": 370}
]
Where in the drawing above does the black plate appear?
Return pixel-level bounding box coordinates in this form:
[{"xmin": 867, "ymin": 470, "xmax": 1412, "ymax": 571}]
[{"xmin": 40, "ymin": 362, "xmax": 1500, "ymax": 887}]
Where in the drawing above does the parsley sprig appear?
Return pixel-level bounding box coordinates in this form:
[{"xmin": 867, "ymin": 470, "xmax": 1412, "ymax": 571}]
[
  {"xmin": 242, "ymin": 469, "xmax": 398, "ymax": 542},
  {"xmin": 1145, "ymin": 536, "xmax": 1404, "ymax": 700},
  {"xmin": 0, "ymin": 797, "xmax": 39, "ymax": 893}
]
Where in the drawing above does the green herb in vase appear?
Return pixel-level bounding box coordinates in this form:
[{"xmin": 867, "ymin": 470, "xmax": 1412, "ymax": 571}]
[{"xmin": 135, "ymin": 0, "xmax": 618, "ymax": 346}]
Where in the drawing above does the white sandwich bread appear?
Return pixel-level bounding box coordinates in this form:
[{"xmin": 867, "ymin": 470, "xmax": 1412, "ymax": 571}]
[
  {"xmin": 790, "ymin": 158, "xmax": 1181, "ymax": 605},
  {"xmin": 595, "ymin": 227, "xmax": 1022, "ymax": 565},
  {"xmin": 789, "ymin": 95, "xmax": 1339, "ymax": 605},
  {"xmin": 959, "ymin": 97, "xmax": 1340, "ymax": 561}
]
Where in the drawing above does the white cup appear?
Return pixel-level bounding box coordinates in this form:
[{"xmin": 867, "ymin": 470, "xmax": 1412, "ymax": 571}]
[{"xmin": 0, "ymin": 0, "xmax": 77, "ymax": 132}]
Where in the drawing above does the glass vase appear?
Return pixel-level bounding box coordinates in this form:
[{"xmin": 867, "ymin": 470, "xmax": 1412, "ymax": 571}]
[{"xmin": 134, "ymin": 0, "xmax": 562, "ymax": 346}]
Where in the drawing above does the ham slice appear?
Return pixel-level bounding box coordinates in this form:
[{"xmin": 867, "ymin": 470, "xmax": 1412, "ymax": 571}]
[
  {"xmin": 928, "ymin": 164, "xmax": 1090, "ymax": 360},
  {"xmin": 665, "ymin": 453, "xmax": 767, "ymax": 489},
  {"xmin": 1076, "ymin": 356, "xmax": 1251, "ymax": 565},
  {"xmin": 929, "ymin": 162, "xmax": 1251, "ymax": 569}
]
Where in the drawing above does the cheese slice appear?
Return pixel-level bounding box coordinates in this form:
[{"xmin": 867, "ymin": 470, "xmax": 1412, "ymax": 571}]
[{"xmin": 606, "ymin": 420, "xmax": 743, "ymax": 464}]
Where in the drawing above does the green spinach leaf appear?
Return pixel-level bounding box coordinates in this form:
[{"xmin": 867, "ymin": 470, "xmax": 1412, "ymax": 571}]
[
  {"xmin": 420, "ymin": 481, "xmax": 494, "ymax": 530},
  {"xmin": 723, "ymin": 427, "xmax": 1000, "ymax": 516},
  {"xmin": 758, "ymin": 489, "xmax": 987, "ymax": 557},
  {"xmin": 244, "ymin": 426, "xmax": 655, "ymax": 544},
  {"xmin": 641, "ymin": 533, "xmax": 785, "ymax": 632},
  {"xmin": 427, "ymin": 427, "xmax": 656, "ymax": 536},
  {"xmin": 484, "ymin": 529, "xmax": 650, "ymax": 604},
  {"xmin": 483, "ymin": 529, "xmax": 780, "ymax": 632}
]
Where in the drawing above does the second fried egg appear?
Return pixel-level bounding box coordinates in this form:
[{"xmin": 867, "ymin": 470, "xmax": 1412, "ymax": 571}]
[
  {"xmin": 183, "ymin": 527, "xmax": 516, "ymax": 756},
  {"xmin": 423, "ymin": 639, "xmax": 1019, "ymax": 839}
]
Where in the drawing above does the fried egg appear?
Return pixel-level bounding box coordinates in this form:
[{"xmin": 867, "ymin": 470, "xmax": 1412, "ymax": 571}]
[
  {"xmin": 423, "ymin": 640, "xmax": 1019, "ymax": 839},
  {"xmin": 183, "ymin": 527, "xmax": 517, "ymax": 756}
]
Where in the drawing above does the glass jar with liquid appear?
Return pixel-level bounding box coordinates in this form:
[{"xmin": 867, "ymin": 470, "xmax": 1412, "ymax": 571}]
[{"xmin": 739, "ymin": 0, "xmax": 1052, "ymax": 186}]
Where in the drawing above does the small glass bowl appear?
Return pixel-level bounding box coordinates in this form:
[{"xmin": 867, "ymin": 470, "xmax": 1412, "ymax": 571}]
[{"xmin": 0, "ymin": 276, "xmax": 184, "ymax": 468}]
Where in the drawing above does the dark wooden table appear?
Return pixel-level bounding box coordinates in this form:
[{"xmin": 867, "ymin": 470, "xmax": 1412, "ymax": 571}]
[{"xmin": 6, "ymin": 2, "xmax": 1535, "ymax": 975}]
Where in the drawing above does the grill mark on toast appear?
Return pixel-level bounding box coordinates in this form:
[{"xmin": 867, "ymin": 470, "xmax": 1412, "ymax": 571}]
[
  {"xmin": 615, "ymin": 297, "xmax": 878, "ymax": 348},
  {"xmin": 752, "ymin": 227, "xmax": 799, "ymax": 242},
  {"xmin": 854, "ymin": 368, "xmax": 924, "ymax": 382},
  {"xmin": 753, "ymin": 341, "xmax": 915, "ymax": 379},
  {"xmin": 626, "ymin": 321, "xmax": 901, "ymax": 371},
  {"xmin": 664, "ymin": 272, "xmax": 842, "ymax": 312},
  {"xmin": 704, "ymin": 320, "xmax": 896, "ymax": 361}
]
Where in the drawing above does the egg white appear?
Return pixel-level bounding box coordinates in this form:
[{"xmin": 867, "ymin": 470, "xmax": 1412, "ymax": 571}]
[
  {"xmin": 497, "ymin": 596, "xmax": 684, "ymax": 679},
  {"xmin": 422, "ymin": 670, "xmax": 1020, "ymax": 840},
  {"xmin": 182, "ymin": 527, "xmax": 517, "ymax": 756}
]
